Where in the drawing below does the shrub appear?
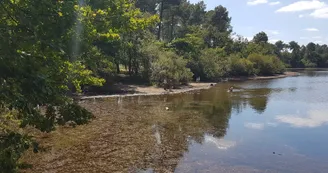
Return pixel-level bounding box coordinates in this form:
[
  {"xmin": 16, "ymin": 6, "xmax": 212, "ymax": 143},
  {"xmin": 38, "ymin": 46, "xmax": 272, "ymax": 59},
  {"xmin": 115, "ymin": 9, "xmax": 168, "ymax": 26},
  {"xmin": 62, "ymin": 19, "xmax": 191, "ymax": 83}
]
[
  {"xmin": 229, "ymin": 56, "xmax": 254, "ymax": 76},
  {"xmin": 151, "ymin": 51, "xmax": 193, "ymax": 87},
  {"xmin": 139, "ymin": 41, "xmax": 162, "ymax": 81},
  {"xmin": 247, "ymin": 53, "xmax": 285, "ymax": 75},
  {"xmin": 301, "ymin": 58, "xmax": 317, "ymax": 68},
  {"xmin": 271, "ymin": 56, "xmax": 286, "ymax": 74},
  {"xmin": 199, "ymin": 48, "xmax": 230, "ymax": 81}
]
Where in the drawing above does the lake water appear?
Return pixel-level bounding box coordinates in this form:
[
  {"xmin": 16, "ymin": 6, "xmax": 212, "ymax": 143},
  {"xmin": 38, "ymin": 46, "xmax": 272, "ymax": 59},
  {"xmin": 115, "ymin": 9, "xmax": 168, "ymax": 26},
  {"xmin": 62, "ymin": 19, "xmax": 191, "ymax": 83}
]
[{"xmin": 22, "ymin": 70, "xmax": 328, "ymax": 173}]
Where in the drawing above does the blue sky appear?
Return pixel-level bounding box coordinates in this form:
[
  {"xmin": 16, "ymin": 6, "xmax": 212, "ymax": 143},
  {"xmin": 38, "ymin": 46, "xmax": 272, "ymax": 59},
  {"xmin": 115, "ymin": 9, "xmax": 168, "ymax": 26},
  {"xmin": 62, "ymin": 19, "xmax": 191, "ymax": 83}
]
[{"xmin": 189, "ymin": 0, "xmax": 328, "ymax": 45}]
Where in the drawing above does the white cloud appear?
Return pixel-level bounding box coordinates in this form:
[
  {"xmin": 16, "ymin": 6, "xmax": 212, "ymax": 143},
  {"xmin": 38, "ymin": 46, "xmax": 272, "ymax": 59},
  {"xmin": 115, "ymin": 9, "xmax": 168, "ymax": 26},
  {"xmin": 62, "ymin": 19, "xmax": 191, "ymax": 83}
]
[
  {"xmin": 266, "ymin": 30, "xmax": 280, "ymax": 42},
  {"xmin": 230, "ymin": 35, "xmax": 251, "ymax": 41},
  {"xmin": 276, "ymin": 110, "xmax": 328, "ymax": 128},
  {"xmin": 267, "ymin": 122, "xmax": 278, "ymax": 127},
  {"xmin": 314, "ymin": 40, "xmax": 323, "ymax": 43},
  {"xmin": 276, "ymin": 0, "xmax": 326, "ymax": 13},
  {"xmin": 245, "ymin": 26, "xmax": 254, "ymax": 30},
  {"xmin": 269, "ymin": 39, "xmax": 279, "ymax": 43},
  {"xmin": 310, "ymin": 7, "xmax": 328, "ymax": 18},
  {"xmin": 266, "ymin": 30, "xmax": 280, "ymax": 35},
  {"xmin": 247, "ymin": 0, "xmax": 268, "ymax": 6},
  {"xmin": 205, "ymin": 135, "xmax": 236, "ymax": 150},
  {"xmin": 312, "ymin": 36, "xmax": 322, "ymax": 39},
  {"xmin": 271, "ymin": 30, "xmax": 279, "ymax": 35},
  {"xmin": 231, "ymin": 35, "xmax": 238, "ymax": 40},
  {"xmin": 300, "ymin": 37, "xmax": 309, "ymax": 40},
  {"xmin": 245, "ymin": 123, "xmax": 264, "ymax": 130},
  {"xmin": 246, "ymin": 36, "xmax": 253, "ymax": 41},
  {"xmin": 269, "ymin": 1, "xmax": 281, "ymax": 6},
  {"xmin": 299, "ymin": 14, "xmax": 305, "ymax": 18},
  {"xmin": 305, "ymin": 28, "xmax": 319, "ymax": 31}
]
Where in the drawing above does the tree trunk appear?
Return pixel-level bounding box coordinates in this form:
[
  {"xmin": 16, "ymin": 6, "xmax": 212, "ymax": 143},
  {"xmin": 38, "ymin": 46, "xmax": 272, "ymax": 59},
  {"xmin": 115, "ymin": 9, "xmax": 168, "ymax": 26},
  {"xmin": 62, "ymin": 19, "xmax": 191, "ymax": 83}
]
[
  {"xmin": 128, "ymin": 32, "xmax": 133, "ymax": 75},
  {"xmin": 116, "ymin": 62, "xmax": 120, "ymax": 74},
  {"xmin": 128, "ymin": 54, "xmax": 132, "ymax": 76},
  {"xmin": 157, "ymin": 0, "xmax": 164, "ymax": 40},
  {"xmin": 170, "ymin": 14, "xmax": 174, "ymax": 42}
]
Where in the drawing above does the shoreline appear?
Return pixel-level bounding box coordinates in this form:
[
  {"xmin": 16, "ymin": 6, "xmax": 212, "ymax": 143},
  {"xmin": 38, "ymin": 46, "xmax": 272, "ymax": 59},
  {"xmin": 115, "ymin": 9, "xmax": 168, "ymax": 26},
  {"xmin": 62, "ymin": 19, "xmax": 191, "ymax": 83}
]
[
  {"xmin": 79, "ymin": 72, "xmax": 300, "ymax": 100},
  {"xmin": 80, "ymin": 83, "xmax": 214, "ymax": 100},
  {"xmin": 228, "ymin": 71, "xmax": 300, "ymax": 81}
]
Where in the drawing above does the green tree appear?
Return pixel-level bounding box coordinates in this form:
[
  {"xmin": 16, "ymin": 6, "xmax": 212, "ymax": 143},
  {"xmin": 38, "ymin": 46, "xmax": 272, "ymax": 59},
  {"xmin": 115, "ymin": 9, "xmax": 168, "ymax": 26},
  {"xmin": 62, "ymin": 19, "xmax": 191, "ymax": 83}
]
[
  {"xmin": 244, "ymin": 42, "xmax": 275, "ymax": 56},
  {"xmin": 316, "ymin": 44, "xmax": 328, "ymax": 67},
  {"xmin": 274, "ymin": 40, "xmax": 286, "ymax": 57},
  {"xmin": 0, "ymin": 0, "xmax": 158, "ymax": 171},
  {"xmin": 151, "ymin": 51, "xmax": 193, "ymax": 86},
  {"xmin": 198, "ymin": 48, "xmax": 230, "ymax": 81},
  {"xmin": 302, "ymin": 42, "xmax": 319, "ymax": 67},
  {"xmin": 204, "ymin": 6, "xmax": 232, "ymax": 48},
  {"xmin": 175, "ymin": 0, "xmax": 206, "ymax": 38},
  {"xmin": 135, "ymin": 0, "xmax": 157, "ymax": 13},
  {"xmin": 247, "ymin": 54, "xmax": 285, "ymax": 75},
  {"xmin": 287, "ymin": 41, "xmax": 301, "ymax": 67},
  {"xmin": 206, "ymin": 5, "xmax": 232, "ymax": 32},
  {"xmin": 157, "ymin": 0, "xmax": 182, "ymax": 40},
  {"xmin": 230, "ymin": 35, "xmax": 249, "ymax": 57},
  {"xmin": 229, "ymin": 56, "xmax": 254, "ymax": 76},
  {"xmin": 253, "ymin": 32, "xmax": 268, "ymax": 44}
]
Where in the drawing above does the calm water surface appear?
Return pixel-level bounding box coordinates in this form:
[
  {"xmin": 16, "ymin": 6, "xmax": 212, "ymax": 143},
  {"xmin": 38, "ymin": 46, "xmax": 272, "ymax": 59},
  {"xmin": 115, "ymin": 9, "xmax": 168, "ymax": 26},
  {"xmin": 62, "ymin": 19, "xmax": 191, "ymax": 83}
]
[{"xmin": 23, "ymin": 70, "xmax": 328, "ymax": 173}]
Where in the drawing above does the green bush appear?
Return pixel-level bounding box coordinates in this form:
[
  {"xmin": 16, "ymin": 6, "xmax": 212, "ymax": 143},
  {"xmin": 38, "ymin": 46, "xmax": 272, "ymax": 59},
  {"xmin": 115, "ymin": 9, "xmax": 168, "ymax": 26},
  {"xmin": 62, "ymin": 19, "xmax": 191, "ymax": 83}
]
[
  {"xmin": 247, "ymin": 53, "xmax": 285, "ymax": 75},
  {"xmin": 199, "ymin": 48, "xmax": 230, "ymax": 81},
  {"xmin": 301, "ymin": 58, "xmax": 317, "ymax": 68},
  {"xmin": 151, "ymin": 51, "xmax": 193, "ymax": 87},
  {"xmin": 271, "ymin": 56, "xmax": 286, "ymax": 74},
  {"xmin": 229, "ymin": 56, "xmax": 254, "ymax": 76},
  {"xmin": 139, "ymin": 40, "xmax": 163, "ymax": 81}
]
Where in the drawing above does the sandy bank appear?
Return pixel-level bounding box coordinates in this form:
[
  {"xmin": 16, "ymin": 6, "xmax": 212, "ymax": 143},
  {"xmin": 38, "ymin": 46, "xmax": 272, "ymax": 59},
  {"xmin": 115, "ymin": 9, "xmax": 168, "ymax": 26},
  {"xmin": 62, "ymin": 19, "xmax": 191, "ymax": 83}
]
[
  {"xmin": 80, "ymin": 83, "xmax": 214, "ymax": 100},
  {"xmin": 80, "ymin": 72, "xmax": 300, "ymax": 100}
]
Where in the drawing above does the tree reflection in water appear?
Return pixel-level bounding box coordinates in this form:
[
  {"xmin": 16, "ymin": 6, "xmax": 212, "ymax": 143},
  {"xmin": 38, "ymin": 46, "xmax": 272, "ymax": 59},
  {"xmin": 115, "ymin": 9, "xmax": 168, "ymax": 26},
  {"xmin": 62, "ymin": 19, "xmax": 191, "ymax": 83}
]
[{"xmin": 20, "ymin": 84, "xmax": 277, "ymax": 173}]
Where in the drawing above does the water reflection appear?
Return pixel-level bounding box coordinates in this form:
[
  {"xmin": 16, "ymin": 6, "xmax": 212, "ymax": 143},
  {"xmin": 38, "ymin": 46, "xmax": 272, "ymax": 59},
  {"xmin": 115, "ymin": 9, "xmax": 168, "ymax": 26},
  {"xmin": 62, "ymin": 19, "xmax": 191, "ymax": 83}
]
[
  {"xmin": 204, "ymin": 135, "xmax": 236, "ymax": 150},
  {"xmin": 21, "ymin": 84, "xmax": 275, "ymax": 172},
  {"xmin": 247, "ymin": 89, "xmax": 271, "ymax": 114},
  {"xmin": 21, "ymin": 71, "xmax": 328, "ymax": 173},
  {"xmin": 244, "ymin": 123, "xmax": 265, "ymax": 130},
  {"xmin": 276, "ymin": 110, "xmax": 328, "ymax": 128}
]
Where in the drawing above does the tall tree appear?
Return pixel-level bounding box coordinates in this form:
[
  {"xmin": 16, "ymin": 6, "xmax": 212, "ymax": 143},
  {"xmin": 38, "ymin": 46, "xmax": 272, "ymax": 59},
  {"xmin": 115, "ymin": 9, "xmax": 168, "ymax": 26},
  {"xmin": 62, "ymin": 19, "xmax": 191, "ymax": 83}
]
[
  {"xmin": 157, "ymin": 0, "xmax": 181, "ymax": 40},
  {"xmin": 275, "ymin": 40, "xmax": 286, "ymax": 52},
  {"xmin": 303, "ymin": 42, "xmax": 320, "ymax": 67},
  {"xmin": 135, "ymin": 0, "xmax": 157, "ymax": 13},
  {"xmin": 204, "ymin": 5, "xmax": 232, "ymax": 48},
  {"xmin": 188, "ymin": 1, "xmax": 206, "ymax": 26},
  {"xmin": 288, "ymin": 41, "xmax": 301, "ymax": 67},
  {"xmin": 0, "ymin": 0, "xmax": 158, "ymax": 170},
  {"xmin": 253, "ymin": 32, "xmax": 268, "ymax": 44},
  {"xmin": 207, "ymin": 5, "xmax": 232, "ymax": 32}
]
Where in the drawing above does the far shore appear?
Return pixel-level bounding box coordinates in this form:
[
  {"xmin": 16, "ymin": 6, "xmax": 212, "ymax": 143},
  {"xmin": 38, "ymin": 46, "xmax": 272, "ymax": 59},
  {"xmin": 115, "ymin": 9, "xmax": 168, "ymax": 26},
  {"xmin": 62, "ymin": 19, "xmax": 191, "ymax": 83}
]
[
  {"xmin": 79, "ymin": 71, "xmax": 300, "ymax": 100},
  {"xmin": 228, "ymin": 71, "xmax": 300, "ymax": 81}
]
